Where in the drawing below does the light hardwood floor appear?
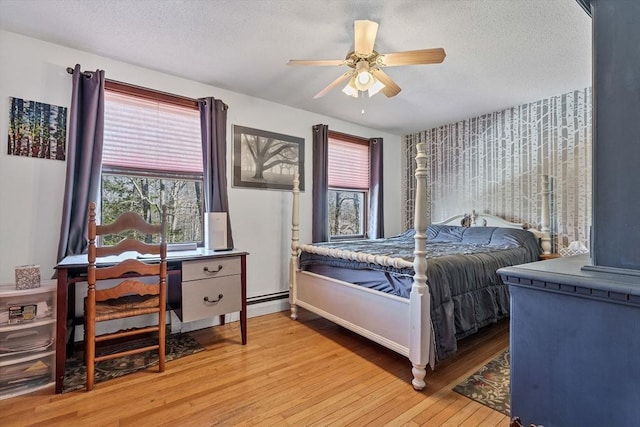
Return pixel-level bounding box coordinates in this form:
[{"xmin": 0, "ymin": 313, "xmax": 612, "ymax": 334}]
[{"xmin": 0, "ymin": 309, "xmax": 510, "ymax": 426}]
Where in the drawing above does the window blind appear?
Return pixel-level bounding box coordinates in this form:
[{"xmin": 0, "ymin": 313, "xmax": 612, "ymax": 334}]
[
  {"xmin": 328, "ymin": 134, "xmax": 369, "ymax": 190},
  {"xmin": 103, "ymin": 90, "xmax": 202, "ymax": 174}
]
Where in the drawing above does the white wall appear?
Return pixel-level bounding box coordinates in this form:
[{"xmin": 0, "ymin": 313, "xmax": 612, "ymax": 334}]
[{"xmin": 0, "ymin": 31, "xmax": 402, "ymax": 318}]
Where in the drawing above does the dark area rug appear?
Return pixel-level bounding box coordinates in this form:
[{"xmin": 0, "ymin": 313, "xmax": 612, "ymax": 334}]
[
  {"xmin": 453, "ymin": 349, "xmax": 510, "ymax": 416},
  {"xmin": 63, "ymin": 333, "xmax": 204, "ymax": 393}
]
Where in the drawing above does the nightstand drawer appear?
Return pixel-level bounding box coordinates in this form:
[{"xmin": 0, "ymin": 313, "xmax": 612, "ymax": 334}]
[
  {"xmin": 181, "ymin": 276, "xmax": 242, "ymax": 323},
  {"xmin": 182, "ymin": 257, "xmax": 241, "ymax": 281}
]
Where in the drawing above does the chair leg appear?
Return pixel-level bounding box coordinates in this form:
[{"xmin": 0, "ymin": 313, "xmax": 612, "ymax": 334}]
[
  {"xmin": 85, "ymin": 321, "xmax": 95, "ymax": 391},
  {"xmin": 85, "ymin": 292, "xmax": 96, "ymax": 391},
  {"xmin": 158, "ymin": 312, "xmax": 166, "ymax": 373}
]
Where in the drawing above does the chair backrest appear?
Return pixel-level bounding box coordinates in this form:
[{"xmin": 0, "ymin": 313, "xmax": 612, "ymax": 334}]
[{"xmin": 87, "ymin": 202, "xmax": 167, "ymax": 301}]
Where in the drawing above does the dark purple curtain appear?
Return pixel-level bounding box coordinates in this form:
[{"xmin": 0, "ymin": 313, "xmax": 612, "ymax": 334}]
[
  {"xmin": 57, "ymin": 64, "xmax": 105, "ymax": 261},
  {"xmin": 199, "ymin": 97, "xmax": 234, "ymax": 249},
  {"xmin": 369, "ymin": 137, "xmax": 384, "ymax": 239},
  {"xmin": 312, "ymin": 124, "xmax": 329, "ymax": 243}
]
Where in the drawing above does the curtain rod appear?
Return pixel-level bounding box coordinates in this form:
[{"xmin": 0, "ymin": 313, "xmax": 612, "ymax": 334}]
[
  {"xmin": 66, "ymin": 66, "xmax": 93, "ymax": 78},
  {"xmin": 66, "ymin": 66, "xmax": 227, "ymax": 109},
  {"xmin": 66, "ymin": 66, "xmax": 203, "ymax": 107}
]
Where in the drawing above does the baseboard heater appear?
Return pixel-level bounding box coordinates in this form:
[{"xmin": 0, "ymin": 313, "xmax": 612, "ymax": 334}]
[{"xmin": 247, "ymin": 291, "xmax": 289, "ymax": 306}]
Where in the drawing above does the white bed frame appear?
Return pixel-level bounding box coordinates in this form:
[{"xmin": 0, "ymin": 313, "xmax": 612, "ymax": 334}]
[{"xmin": 289, "ymin": 143, "xmax": 551, "ymax": 390}]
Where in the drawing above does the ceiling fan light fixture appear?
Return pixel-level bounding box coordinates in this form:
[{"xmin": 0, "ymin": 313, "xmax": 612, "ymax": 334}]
[
  {"xmin": 354, "ymin": 60, "xmax": 374, "ymax": 91},
  {"xmin": 342, "ymin": 77, "xmax": 359, "ymax": 97},
  {"xmin": 357, "ymin": 70, "xmax": 371, "ymax": 85},
  {"xmin": 368, "ymin": 79, "xmax": 386, "ymax": 97}
]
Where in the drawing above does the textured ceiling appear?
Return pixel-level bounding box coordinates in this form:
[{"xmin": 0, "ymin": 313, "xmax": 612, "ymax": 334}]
[{"xmin": 0, "ymin": 0, "xmax": 592, "ymax": 135}]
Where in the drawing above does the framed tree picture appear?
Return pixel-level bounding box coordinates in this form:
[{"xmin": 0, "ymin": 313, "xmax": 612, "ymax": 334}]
[{"xmin": 232, "ymin": 125, "xmax": 304, "ymax": 191}]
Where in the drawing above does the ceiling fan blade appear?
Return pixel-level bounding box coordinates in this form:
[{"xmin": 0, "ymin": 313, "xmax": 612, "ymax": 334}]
[
  {"xmin": 354, "ymin": 20, "xmax": 379, "ymax": 56},
  {"xmin": 371, "ymin": 69, "xmax": 401, "ymax": 97},
  {"xmin": 287, "ymin": 59, "xmax": 345, "ymax": 66},
  {"xmin": 313, "ymin": 71, "xmax": 354, "ymax": 99},
  {"xmin": 379, "ymin": 48, "xmax": 446, "ymax": 66}
]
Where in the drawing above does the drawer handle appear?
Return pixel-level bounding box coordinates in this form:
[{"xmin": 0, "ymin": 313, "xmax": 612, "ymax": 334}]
[
  {"xmin": 203, "ymin": 294, "xmax": 224, "ymax": 304},
  {"xmin": 203, "ymin": 265, "xmax": 223, "ymax": 274}
]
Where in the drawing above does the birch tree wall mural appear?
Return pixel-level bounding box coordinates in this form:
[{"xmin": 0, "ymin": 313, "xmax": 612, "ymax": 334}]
[
  {"xmin": 7, "ymin": 97, "xmax": 67, "ymax": 160},
  {"xmin": 403, "ymin": 87, "xmax": 592, "ymax": 252}
]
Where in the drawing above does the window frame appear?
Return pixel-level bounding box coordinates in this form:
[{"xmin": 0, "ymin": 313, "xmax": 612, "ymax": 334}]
[
  {"xmin": 327, "ymin": 131, "xmax": 370, "ymax": 241},
  {"xmin": 327, "ymin": 187, "xmax": 369, "ymax": 240},
  {"xmin": 100, "ymin": 80, "xmax": 205, "ymax": 245}
]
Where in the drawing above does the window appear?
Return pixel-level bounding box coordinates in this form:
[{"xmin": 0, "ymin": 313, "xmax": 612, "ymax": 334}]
[
  {"xmin": 101, "ymin": 83, "xmax": 204, "ymax": 244},
  {"xmin": 328, "ymin": 132, "xmax": 370, "ymax": 239}
]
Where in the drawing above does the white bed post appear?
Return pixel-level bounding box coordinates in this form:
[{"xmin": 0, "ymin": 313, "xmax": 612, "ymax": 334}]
[
  {"xmin": 540, "ymin": 175, "xmax": 552, "ymax": 255},
  {"xmin": 290, "ymin": 173, "xmax": 300, "ymax": 320},
  {"xmin": 409, "ymin": 142, "xmax": 430, "ymax": 391}
]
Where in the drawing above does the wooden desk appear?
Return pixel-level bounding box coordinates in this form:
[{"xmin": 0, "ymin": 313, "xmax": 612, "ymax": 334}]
[{"xmin": 54, "ymin": 248, "xmax": 248, "ymax": 393}]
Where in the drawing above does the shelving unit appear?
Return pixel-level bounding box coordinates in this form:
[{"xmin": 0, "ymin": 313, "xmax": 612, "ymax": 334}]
[{"xmin": 0, "ymin": 280, "xmax": 56, "ymax": 400}]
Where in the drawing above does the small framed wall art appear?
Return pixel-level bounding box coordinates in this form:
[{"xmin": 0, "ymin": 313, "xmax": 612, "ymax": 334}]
[{"xmin": 7, "ymin": 96, "xmax": 67, "ymax": 160}]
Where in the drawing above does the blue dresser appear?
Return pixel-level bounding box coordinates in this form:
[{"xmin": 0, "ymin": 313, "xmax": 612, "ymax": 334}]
[{"xmin": 499, "ymin": 255, "xmax": 640, "ymax": 427}]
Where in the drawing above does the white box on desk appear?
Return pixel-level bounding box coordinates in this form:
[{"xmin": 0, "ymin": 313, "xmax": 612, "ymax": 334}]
[{"xmin": 204, "ymin": 212, "xmax": 229, "ymax": 250}]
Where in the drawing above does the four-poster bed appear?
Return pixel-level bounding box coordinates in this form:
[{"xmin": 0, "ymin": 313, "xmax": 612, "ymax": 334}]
[{"xmin": 289, "ymin": 142, "xmax": 550, "ymax": 390}]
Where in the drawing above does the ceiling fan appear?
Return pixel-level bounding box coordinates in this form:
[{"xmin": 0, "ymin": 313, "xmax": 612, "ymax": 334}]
[{"xmin": 287, "ymin": 20, "xmax": 446, "ymax": 99}]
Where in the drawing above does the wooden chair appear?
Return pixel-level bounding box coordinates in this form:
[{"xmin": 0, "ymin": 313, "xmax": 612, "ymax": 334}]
[{"xmin": 85, "ymin": 202, "xmax": 167, "ymax": 391}]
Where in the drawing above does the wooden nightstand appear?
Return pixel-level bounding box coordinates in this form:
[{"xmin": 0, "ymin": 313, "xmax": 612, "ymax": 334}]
[
  {"xmin": 168, "ymin": 251, "xmax": 247, "ymax": 345},
  {"xmin": 539, "ymin": 253, "xmax": 562, "ymax": 260}
]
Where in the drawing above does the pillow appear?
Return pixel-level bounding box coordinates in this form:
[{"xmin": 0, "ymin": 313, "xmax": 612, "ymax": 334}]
[
  {"xmin": 397, "ymin": 229, "xmax": 416, "ymax": 238},
  {"xmin": 490, "ymin": 227, "xmax": 534, "ymax": 246},
  {"xmin": 460, "ymin": 226, "xmax": 496, "ymax": 245},
  {"xmin": 427, "ymin": 225, "xmax": 439, "ymax": 240},
  {"xmin": 428, "ymin": 225, "xmax": 465, "ymax": 242}
]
